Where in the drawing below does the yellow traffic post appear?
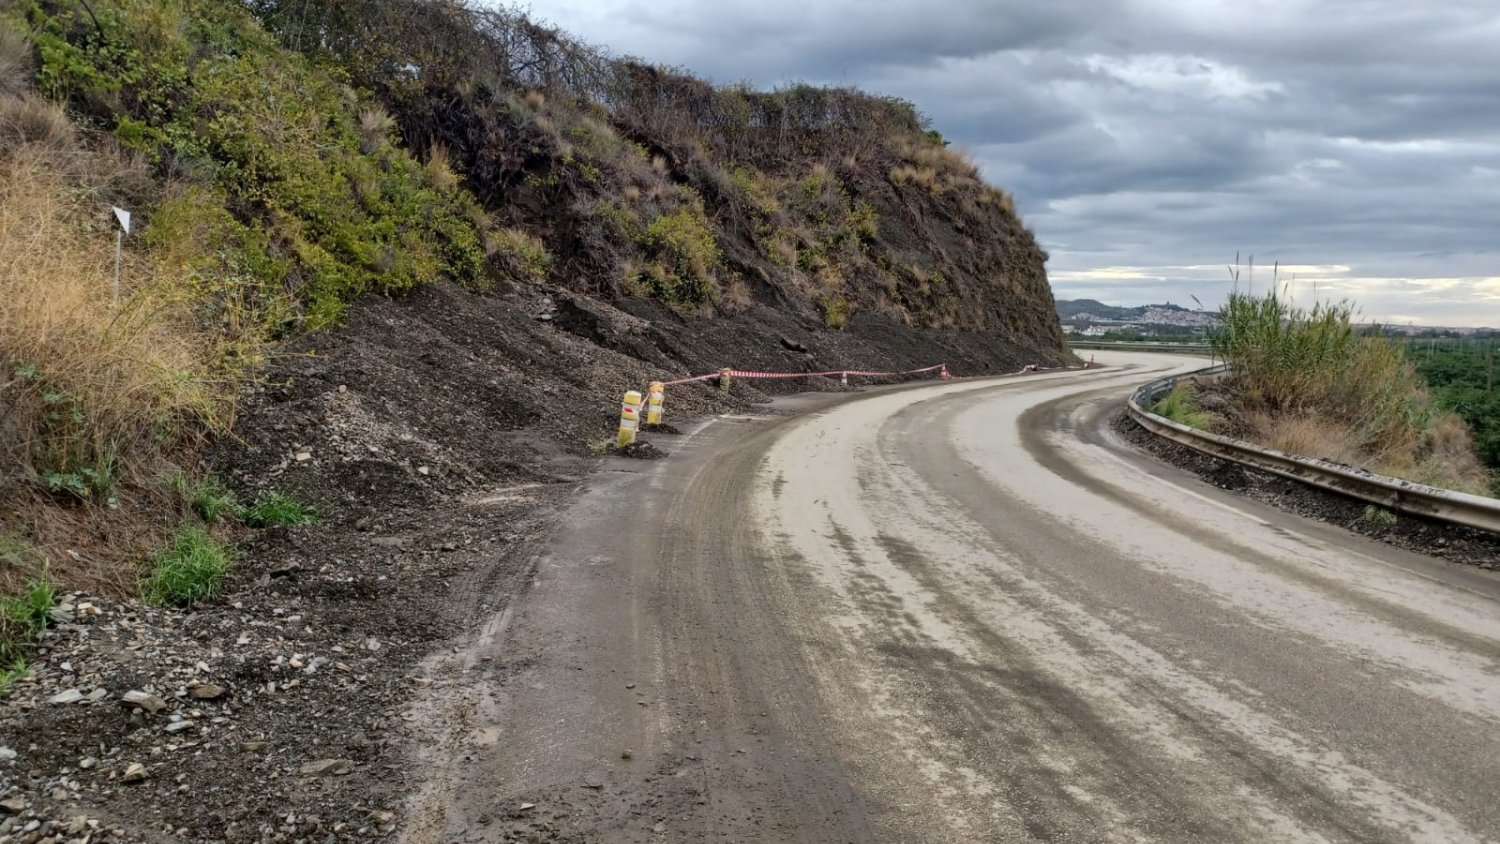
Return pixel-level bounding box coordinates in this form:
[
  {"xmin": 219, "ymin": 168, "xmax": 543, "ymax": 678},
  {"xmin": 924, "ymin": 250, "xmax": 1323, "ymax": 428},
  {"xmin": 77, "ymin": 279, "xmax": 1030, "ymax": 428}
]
[
  {"xmin": 646, "ymin": 382, "xmax": 665, "ymax": 425},
  {"xmin": 617, "ymin": 389, "xmax": 642, "ymax": 448},
  {"xmin": 718, "ymin": 368, "xmax": 732, "ymax": 394}
]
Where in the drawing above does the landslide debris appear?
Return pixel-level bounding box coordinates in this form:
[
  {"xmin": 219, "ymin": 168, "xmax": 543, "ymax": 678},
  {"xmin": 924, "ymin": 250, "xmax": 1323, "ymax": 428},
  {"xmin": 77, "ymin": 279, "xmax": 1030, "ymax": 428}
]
[{"xmin": 1, "ymin": 0, "xmax": 1074, "ymax": 839}]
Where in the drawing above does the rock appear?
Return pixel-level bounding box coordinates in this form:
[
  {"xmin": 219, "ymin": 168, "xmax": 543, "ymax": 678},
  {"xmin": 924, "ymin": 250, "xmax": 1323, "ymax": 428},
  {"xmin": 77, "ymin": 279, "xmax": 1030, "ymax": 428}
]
[
  {"xmin": 189, "ymin": 682, "xmax": 226, "ymax": 700},
  {"xmin": 240, "ymin": 741, "xmax": 267, "ymax": 752},
  {"xmin": 164, "ymin": 720, "xmax": 194, "ymax": 734},
  {"xmin": 86, "ymin": 687, "xmax": 109, "ymax": 702},
  {"xmin": 48, "ymin": 689, "xmax": 84, "ymax": 705},
  {"xmin": 620, "ymin": 750, "xmax": 632, "ymax": 760},
  {"xmin": 294, "ymin": 451, "xmax": 312, "ymax": 462},
  {"xmin": 79, "ymin": 757, "xmax": 97, "ymax": 770},
  {"xmin": 0, "ymin": 797, "xmax": 26, "ymax": 814},
  {"xmin": 583, "ymin": 776, "xmax": 603, "ymax": 789},
  {"xmin": 299, "ymin": 759, "xmax": 353, "ymax": 777},
  {"xmin": 122, "ymin": 763, "xmax": 149, "ymax": 784},
  {"xmin": 121, "ymin": 690, "xmax": 168, "ymax": 713},
  {"xmin": 0, "ymin": 747, "xmax": 15, "ymax": 761},
  {"xmin": 65, "ymin": 816, "xmax": 89, "ymax": 835}
]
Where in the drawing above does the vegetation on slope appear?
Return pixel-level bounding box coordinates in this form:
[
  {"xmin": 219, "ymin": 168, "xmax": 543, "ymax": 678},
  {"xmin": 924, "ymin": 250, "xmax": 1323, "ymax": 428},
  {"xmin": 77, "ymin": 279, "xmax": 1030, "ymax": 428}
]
[
  {"xmin": 1163, "ymin": 291, "xmax": 1492, "ymax": 495},
  {"xmin": 0, "ymin": 0, "xmax": 1062, "ymax": 654}
]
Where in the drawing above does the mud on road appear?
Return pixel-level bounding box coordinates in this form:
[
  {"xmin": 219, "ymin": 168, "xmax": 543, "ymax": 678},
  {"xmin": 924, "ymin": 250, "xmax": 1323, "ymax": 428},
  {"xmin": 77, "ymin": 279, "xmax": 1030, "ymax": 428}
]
[{"xmin": 394, "ymin": 352, "xmax": 1500, "ymax": 842}]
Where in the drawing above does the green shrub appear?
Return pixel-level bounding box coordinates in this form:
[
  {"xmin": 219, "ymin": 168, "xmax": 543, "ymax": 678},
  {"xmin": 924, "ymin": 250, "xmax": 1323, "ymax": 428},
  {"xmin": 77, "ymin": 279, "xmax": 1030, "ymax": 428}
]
[
  {"xmin": 25, "ymin": 0, "xmax": 487, "ymax": 329},
  {"xmin": 636, "ymin": 209, "xmax": 719, "ymax": 304},
  {"xmin": 141, "ymin": 525, "xmax": 231, "ymax": 607},
  {"xmin": 242, "ymin": 490, "xmax": 316, "ymax": 527}
]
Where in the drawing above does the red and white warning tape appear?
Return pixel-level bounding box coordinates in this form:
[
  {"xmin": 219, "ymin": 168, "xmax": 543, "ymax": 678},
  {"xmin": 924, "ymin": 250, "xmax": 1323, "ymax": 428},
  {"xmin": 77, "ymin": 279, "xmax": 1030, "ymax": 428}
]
[{"xmin": 663, "ymin": 362, "xmax": 949, "ymax": 387}]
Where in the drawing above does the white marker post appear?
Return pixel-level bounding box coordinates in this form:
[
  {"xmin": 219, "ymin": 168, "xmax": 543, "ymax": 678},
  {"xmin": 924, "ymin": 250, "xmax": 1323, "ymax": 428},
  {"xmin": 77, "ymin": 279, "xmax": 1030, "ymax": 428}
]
[{"xmin": 112, "ymin": 206, "xmax": 131, "ymax": 305}]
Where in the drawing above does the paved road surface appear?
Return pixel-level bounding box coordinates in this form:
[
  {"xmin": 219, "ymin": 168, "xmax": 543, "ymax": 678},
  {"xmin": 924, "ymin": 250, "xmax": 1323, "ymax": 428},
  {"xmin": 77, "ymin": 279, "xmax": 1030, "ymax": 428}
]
[{"xmin": 402, "ymin": 351, "xmax": 1500, "ymax": 843}]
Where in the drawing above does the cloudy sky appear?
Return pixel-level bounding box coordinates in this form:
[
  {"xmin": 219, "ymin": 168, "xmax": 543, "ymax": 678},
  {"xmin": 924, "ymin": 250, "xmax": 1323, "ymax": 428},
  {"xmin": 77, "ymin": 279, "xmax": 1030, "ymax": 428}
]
[{"xmin": 521, "ymin": 0, "xmax": 1500, "ymax": 327}]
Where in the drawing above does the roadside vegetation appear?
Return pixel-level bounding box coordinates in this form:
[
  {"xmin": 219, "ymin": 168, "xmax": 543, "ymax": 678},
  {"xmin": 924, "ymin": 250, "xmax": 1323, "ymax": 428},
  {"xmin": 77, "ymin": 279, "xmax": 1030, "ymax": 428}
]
[
  {"xmin": 1157, "ymin": 290, "xmax": 1492, "ymax": 496},
  {"xmin": 1404, "ymin": 339, "xmax": 1499, "ymax": 492}
]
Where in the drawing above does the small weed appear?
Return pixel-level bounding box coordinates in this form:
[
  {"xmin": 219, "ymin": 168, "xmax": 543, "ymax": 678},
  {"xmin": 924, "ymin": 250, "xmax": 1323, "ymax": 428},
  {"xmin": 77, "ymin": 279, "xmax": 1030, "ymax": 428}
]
[
  {"xmin": 0, "ymin": 576, "xmax": 57, "ymax": 632},
  {"xmin": 1359, "ymin": 505, "xmax": 1398, "ymax": 528},
  {"xmin": 0, "ymin": 658, "xmax": 27, "ymax": 698},
  {"xmin": 242, "ymin": 491, "xmax": 316, "ymax": 527},
  {"xmin": 0, "ymin": 572, "xmax": 56, "ymax": 687},
  {"xmin": 171, "ymin": 473, "xmax": 241, "ymax": 523},
  {"xmin": 141, "ymin": 525, "xmax": 231, "ymax": 608}
]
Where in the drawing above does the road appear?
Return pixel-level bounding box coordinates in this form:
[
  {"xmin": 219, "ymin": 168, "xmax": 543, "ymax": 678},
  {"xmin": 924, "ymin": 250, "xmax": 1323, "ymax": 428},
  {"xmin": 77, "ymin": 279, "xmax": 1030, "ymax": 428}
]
[{"xmin": 401, "ymin": 351, "xmax": 1500, "ymax": 843}]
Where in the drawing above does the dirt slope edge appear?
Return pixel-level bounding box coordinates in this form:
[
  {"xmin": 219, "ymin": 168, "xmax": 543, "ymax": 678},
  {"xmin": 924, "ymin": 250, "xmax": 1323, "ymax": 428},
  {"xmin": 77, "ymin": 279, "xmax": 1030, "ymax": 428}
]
[{"xmin": 0, "ymin": 280, "xmax": 1065, "ymax": 842}]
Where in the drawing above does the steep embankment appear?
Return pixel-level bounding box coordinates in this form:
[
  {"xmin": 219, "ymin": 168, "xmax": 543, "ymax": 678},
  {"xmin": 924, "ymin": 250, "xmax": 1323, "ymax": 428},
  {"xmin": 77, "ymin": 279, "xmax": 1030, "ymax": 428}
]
[
  {"xmin": 0, "ymin": 1, "xmax": 1067, "ymax": 838},
  {"xmin": 0, "ymin": 0, "xmax": 1068, "ymax": 589}
]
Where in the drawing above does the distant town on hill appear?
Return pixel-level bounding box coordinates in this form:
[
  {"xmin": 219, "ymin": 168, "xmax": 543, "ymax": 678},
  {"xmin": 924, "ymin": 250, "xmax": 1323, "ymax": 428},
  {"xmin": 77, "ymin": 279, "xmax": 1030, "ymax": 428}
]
[
  {"xmin": 1055, "ymin": 299, "xmax": 1497, "ymax": 339},
  {"xmin": 1054, "ymin": 299, "xmax": 1219, "ymax": 337}
]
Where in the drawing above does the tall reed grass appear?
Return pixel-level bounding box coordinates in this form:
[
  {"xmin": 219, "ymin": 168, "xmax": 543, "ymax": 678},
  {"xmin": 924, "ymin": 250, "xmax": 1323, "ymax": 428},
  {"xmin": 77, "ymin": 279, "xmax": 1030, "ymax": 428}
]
[{"xmin": 1208, "ymin": 290, "xmax": 1490, "ymax": 494}]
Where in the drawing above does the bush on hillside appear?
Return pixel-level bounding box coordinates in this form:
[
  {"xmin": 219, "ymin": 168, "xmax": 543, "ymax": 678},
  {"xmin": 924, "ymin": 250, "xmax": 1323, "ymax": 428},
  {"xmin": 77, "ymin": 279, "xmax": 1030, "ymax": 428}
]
[
  {"xmin": 1207, "ymin": 291, "xmax": 1490, "ymax": 494},
  {"xmin": 21, "ymin": 0, "xmax": 488, "ymax": 327}
]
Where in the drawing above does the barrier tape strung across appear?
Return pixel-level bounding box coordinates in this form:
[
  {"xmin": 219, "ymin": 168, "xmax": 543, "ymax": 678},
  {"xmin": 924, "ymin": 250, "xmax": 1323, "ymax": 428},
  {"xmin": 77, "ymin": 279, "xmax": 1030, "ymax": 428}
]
[
  {"xmin": 621, "ymin": 359, "xmax": 1096, "ymax": 444},
  {"xmin": 663, "ymin": 362, "xmax": 948, "ymax": 386}
]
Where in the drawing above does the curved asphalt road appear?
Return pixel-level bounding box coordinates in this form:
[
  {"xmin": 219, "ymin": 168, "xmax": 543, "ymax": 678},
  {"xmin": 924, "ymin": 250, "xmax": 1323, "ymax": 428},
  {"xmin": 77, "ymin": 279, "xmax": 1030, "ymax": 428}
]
[{"xmin": 402, "ymin": 351, "xmax": 1500, "ymax": 843}]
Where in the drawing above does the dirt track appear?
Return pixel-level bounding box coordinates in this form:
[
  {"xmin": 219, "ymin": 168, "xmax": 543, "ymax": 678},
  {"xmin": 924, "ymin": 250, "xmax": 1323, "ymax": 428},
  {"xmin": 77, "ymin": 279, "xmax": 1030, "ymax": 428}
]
[{"xmin": 400, "ymin": 352, "xmax": 1500, "ymax": 842}]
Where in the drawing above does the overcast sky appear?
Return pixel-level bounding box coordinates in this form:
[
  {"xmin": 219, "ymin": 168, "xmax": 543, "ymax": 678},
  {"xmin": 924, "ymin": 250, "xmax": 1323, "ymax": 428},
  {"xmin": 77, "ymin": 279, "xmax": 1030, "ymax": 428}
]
[{"xmin": 522, "ymin": 0, "xmax": 1500, "ymax": 327}]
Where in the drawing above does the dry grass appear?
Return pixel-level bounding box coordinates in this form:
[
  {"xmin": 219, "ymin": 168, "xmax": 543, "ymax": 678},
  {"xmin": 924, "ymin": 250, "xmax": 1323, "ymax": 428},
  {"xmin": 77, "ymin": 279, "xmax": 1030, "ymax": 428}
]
[
  {"xmin": 1, "ymin": 94, "xmax": 77, "ymax": 152},
  {"xmin": 0, "ymin": 99, "xmax": 262, "ymax": 514},
  {"xmin": 1248, "ymin": 412, "xmax": 1358, "ymax": 463}
]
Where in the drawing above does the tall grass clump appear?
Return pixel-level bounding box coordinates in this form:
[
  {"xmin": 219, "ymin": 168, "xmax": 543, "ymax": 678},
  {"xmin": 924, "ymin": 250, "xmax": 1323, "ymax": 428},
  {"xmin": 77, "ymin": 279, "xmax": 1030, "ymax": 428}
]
[
  {"xmin": 1210, "ymin": 290, "xmax": 1490, "ymax": 494},
  {"xmin": 141, "ymin": 525, "xmax": 231, "ymax": 607}
]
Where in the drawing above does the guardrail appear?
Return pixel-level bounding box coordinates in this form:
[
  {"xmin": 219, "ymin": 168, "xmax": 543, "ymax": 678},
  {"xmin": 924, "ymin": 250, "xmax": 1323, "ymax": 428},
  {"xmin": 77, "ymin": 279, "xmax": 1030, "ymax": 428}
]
[
  {"xmin": 1069, "ymin": 341, "xmax": 1213, "ymax": 355},
  {"xmin": 1127, "ymin": 366, "xmax": 1500, "ymax": 535}
]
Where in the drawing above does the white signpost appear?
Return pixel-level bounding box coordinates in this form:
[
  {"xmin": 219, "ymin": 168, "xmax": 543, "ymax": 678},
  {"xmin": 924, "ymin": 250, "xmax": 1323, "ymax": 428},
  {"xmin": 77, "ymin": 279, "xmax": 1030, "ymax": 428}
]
[{"xmin": 112, "ymin": 206, "xmax": 131, "ymax": 305}]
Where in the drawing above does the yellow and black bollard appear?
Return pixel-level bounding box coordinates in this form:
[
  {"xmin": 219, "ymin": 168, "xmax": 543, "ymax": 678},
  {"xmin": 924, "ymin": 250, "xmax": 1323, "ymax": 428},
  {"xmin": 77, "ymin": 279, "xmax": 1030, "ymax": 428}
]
[
  {"xmin": 646, "ymin": 382, "xmax": 665, "ymax": 425},
  {"xmin": 617, "ymin": 389, "xmax": 642, "ymax": 448}
]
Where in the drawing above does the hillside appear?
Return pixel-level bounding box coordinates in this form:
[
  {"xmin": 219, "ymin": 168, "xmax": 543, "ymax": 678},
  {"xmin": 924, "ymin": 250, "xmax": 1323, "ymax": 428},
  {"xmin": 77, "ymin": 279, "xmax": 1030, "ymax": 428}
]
[{"xmin": 0, "ymin": 0, "xmax": 1069, "ymax": 837}]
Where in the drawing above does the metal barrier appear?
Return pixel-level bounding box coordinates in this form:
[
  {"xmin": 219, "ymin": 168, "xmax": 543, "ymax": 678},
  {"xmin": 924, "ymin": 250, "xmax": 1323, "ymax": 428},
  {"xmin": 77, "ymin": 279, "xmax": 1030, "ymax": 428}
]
[{"xmin": 1127, "ymin": 366, "xmax": 1500, "ymax": 535}]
